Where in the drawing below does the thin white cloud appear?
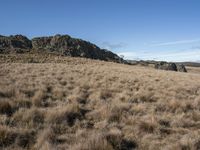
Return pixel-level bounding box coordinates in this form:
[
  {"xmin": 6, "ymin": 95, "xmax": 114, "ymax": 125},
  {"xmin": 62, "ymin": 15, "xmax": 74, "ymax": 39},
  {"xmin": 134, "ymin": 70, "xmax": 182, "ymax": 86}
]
[
  {"xmin": 191, "ymin": 46, "xmax": 200, "ymax": 49},
  {"xmin": 150, "ymin": 39, "xmax": 200, "ymax": 47},
  {"xmin": 118, "ymin": 48, "xmax": 200, "ymax": 62},
  {"xmin": 101, "ymin": 42, "xmax": 126, "ymax": 50}
]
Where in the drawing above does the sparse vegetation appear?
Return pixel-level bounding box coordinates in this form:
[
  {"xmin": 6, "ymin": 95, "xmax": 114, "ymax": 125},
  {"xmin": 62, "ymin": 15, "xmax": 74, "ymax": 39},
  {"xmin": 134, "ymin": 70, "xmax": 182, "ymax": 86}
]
[{"xmin": 0, "ymin": 54, "xmax": 200, "ymax": 149}]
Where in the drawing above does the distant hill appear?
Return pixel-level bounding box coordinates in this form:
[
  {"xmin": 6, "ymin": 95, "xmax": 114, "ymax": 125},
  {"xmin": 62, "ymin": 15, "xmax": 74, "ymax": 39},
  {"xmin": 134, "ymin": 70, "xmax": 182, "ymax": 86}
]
[
  {"xmin": 178, "ymin": 62, "xmax": 200, "ymax": 67},
  {"xmin": 0, "ymin": 34, "xmax": 122, "ymax": 63}
]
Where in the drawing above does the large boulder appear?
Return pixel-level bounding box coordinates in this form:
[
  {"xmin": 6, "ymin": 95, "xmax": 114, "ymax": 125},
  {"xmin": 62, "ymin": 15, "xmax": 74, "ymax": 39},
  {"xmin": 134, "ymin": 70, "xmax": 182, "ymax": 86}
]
[
  {"xmin": 155, "ymin": 62, "xmax": 177, "ymax": 71},
  {"xmin": 177, "ymin": 64, "xmax": 187, "ymax": 72},
  {"xmin": 155, "ymin": 61, "xmax": 187, "ymax": 72},
  {"xmin": 32, "ymin": 34, "xmax": 121, "ymax": 62}
]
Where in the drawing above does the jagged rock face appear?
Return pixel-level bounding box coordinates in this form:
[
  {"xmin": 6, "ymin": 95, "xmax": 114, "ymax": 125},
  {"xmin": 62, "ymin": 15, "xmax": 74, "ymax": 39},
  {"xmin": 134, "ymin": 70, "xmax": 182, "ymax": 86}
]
[
  {"xmin": 0, "ymin": 34, "xmax": 121, "ymax": 62},
  {"xmin": 155, "ymin": 62, "xmax": 187, "ymax": 72},
  {"xmin": 32, "ymin": 34, "xmax": 121, "ymax": 62},
  {"xmin": 0, "ymin": 35, "xmax": 32, "ymax": 50},
  {"xmin": 177, "ymin": 64, "xmax": 187, "ymax": 72}
]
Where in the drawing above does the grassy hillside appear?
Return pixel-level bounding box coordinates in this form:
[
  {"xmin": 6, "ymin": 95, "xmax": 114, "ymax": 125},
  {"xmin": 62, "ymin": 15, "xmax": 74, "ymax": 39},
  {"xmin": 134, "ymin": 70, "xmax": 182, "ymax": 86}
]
[{"xmin": 0, "ymin": 54, "xmax": 200, "ymax": 149}]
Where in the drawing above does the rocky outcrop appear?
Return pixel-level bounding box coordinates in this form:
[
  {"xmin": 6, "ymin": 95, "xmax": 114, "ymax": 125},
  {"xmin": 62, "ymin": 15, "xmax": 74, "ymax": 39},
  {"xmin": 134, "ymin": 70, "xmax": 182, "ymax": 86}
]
[
  {"xmin": 0, "ymin": 35, "xmax": 32, "ymax": 52},
  {"xmin": 155, "ymin": 61, "xmax": 187, "ymax": 72},
  {"xmin": 0, "ymin": 34, "xmax": 122, "ymax": 62},
  {"xmin": 177, "ymin": 64, "xmax": 187, "ymax": 72},
  {"xmin": 31, "ymin": 34, "xmax": 121, "ymax": 62}
]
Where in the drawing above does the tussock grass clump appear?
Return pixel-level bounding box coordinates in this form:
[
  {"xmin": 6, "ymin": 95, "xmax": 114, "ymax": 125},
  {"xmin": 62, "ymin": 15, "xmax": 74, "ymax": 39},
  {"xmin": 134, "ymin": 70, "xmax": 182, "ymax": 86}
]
[
  {"xmin": 108, "ymin": 103, "xmax": 131, "ymax": 123},
  {"xmin": 138, "ymin": 117, "xmax": 158, "ymax": 133},
  {"xmin": 32, "ymin": 89, "xmax": 47, "ymax": 107},
  {"xmin": 0, "ymin": 101, "xmax": 14, "ymax": 116},
  {"xmin": 173, "ymin": 133, "xmax": 200, "ymax": 150},
  {"xmin": 13, "ymin": 108, "xmax": 45, "ymax": 127},
  {"xmin": 67, "ymin": 92, "xmax": 88, "ymax": 104},
  {"xmin": 15, "ymin": 130, "xmax": 35, "ymax": 148},
  {"xmin": 46, "ymin": 104, "xmax": 82, "ymax": 126},
  {"xmin": 52, "ymin": 87, "xmax": 65, "ymax": 100},
  {"xmin": 0, "ymin": 89, "xmax": 15, "ymax": 98},
  {"xmin": 106, "ymin": 128, "xmax": 137, "ymax": 150},
  {"xmin": 100, "ymin": 90, "xmax": 113, "ymax": 100},
  {"xmin": 71, "ymin": 129, "xmax": 137, "ymax": 150},
  {"xmin": 0, "ymin": 126, "xmax": 35, "ymax": 148},
  {"xmin": 0, "ymin": 126, "xmax": 16, "ymax": 147},
  {"xmin": 73, "ymin": 132, "xmax": 113, "ymax": 150},
  {"xmin": 14, "ymin": 99, "xmax": 32, "ymax": 108},
  {"xmin": 130, "ymin": 90, "xmax": 156, "ymax": 103},
  {"xmin": 34, "ymin": 128, "xmax": 55, "ymax": 149}
]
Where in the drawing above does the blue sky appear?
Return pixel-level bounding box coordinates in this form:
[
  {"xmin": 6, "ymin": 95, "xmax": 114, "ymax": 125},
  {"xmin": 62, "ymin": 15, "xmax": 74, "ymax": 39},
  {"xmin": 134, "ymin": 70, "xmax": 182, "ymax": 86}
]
[{"xmin": 0, "ymin": 0, "xmax": 200, "ymax": 62}]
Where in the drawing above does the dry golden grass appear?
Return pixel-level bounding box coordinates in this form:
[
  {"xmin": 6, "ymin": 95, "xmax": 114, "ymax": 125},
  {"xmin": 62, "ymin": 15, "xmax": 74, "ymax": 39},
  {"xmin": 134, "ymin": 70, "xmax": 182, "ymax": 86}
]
[
  {"xmin": 0, "ymin": 54, "xmax": 200, "ymax": 149},
  {"xmin": 186, "ymin": 66, "xmax": 200, "ymax": 74}
]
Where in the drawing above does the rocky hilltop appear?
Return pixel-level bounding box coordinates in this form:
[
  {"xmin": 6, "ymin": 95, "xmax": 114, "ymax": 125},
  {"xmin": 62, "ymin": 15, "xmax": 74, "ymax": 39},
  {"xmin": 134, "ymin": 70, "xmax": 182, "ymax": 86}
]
[
  {"xmin": 0, "ymin": 35, "xmax": 32, "ymax": 50},
  {"xmin": 0, "ymin": 34, "xmax": 122, "ymax": 62}
]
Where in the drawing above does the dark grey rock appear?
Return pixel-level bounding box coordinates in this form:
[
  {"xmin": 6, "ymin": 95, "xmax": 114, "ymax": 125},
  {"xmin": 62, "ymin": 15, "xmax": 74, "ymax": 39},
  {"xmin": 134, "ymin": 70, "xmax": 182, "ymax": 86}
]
[
  {"xmin": 155, "ymin": 61, "xmax": 187, "ymax": 72},
  {"xmin": 0, "ymin": 35, "xmax": 32, "ymax": 49},
  {"xmin": 0, "ymin": 35, "xmax": 32, "ymax": 54},
  {"xmin": 155, "ymin": 62, "xmax": 177, "ymax": 71},
  {"xmin": 177, "ymin": 64, "xmax": 187, "ymax": 72},
  {"xmin": 31, "ymin": 34, "xmax": 122, "ymax": 62}
]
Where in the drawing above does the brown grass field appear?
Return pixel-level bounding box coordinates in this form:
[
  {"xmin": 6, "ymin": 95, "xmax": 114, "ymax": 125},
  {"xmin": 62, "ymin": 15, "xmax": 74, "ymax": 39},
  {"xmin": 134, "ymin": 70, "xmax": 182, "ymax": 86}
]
[{"xmin": 0, "ymin": 53, "xmax": 200, "ymax": 150}]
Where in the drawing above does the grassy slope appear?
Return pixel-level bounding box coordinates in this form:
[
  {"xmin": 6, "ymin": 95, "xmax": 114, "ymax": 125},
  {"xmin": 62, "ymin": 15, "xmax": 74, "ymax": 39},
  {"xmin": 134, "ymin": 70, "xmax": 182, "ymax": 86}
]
[{"xmin": 0, "ymin": 54, "xmax": 200, "ymax": 149}]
